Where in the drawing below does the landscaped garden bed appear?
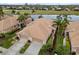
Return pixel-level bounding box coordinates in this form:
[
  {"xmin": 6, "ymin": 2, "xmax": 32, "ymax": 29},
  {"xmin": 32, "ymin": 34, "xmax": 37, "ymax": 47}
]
[
  {"xmin": 19, "ymin": 41, "xmax": 30, "ymax": 54},
  {"xmin": 0, "ymin": 30, "xmax": 17, "ymax": 49},
  {"xmin": 52, "ymin": 15, "xmax": 71, "ymax": 55},
  {"xmin": 39, "ymin": 15, "xmax": 71, "ymax": 55},
  {"xmin": 53, "ymin": 29, "xmax": 71, "ymax": 55},
  {"xmin": 39, "ymin": 36, "xmax": 53, "ymax": 55}
]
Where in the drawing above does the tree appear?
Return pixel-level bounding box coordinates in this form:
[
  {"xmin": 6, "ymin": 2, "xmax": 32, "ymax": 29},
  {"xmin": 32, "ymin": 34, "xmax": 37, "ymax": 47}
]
[
  {"xmin": 16, "ymin": 12, "xmax": 20, "ymax": 15},
  {"xmin": 11, "ymin": 9, "xmax": 16, "ymax": 14},
  {"xmin": 24, "ymin": 13, "xmax": 29, "ymax": 16},
  {"xmin": 17, "ymin": 15, "xmax": 26, "ymax": 29},
  {"xmin": 0, "ymin": 7, "xmax": 4, "ymax": 20},
  {"xmin": 32, "ymin": 9, "xmax": 35, "ymax": 14},
  {"xmin": 52, "ymin": 15, "xmax": 70, "ymax": 54},
  {"xmin": 0, "ymin": 33, "xmax": 5, "ymax": 39},
  {"xmin": 53, "ymin": 15, "xmax": 69, "ymax": 31}
]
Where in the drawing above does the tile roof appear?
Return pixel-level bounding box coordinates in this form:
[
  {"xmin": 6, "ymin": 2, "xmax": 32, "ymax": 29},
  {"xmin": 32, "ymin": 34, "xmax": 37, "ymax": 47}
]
[
  {"xmin": 0, "ymin": 15, "xmax": 18, "ymax": 33},
  {"xmin": 17, "ymin": 18, "xmax": 54, "ymax": 44}
]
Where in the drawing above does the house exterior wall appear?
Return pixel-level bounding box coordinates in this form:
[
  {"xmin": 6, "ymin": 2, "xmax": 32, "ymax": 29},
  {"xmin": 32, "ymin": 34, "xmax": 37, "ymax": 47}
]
[{"xmin": 67, "ymin": 21, "xmax": 79, "ymax": 54}]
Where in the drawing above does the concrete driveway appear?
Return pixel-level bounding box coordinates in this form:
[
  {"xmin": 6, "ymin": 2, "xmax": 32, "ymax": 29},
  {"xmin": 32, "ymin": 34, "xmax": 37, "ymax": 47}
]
[
  {"xmin": 24, "ymin": 41, "xmax": 43, "ymax": 55},
  {"xmin": 3, "ymin": 38, "xmax": 27, "ymax": 55}
]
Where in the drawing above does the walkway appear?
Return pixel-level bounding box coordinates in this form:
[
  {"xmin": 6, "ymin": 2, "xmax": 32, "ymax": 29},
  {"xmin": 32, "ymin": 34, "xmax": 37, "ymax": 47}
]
[
  {"xmin": 24, "ymin": 41, "xmax": 43, "ymax": 55},
  {"xmin": 0, "ymin": 47, "xmax": 7, "ymax": 55},
  {"xmin": 3, "ymin": 38, "xmax": 27, "ymax": 55}
]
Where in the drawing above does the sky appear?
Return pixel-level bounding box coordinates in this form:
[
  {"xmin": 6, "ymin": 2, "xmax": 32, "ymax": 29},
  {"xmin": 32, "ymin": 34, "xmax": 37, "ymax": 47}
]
[{"xmin": 0, "ymin": 0, "xmax": 79, "ymax": 5}]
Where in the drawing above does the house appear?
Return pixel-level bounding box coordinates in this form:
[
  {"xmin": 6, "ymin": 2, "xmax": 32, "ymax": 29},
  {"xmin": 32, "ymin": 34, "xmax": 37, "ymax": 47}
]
[
  {"xmin": 55, "ymin": 7, "xmax": 63, "ymax": 11},
  {"xmin": 64, "ymin": 8, "xmax": 70, "ymax": 11},
  {"xmin": 42, "ymin": 8, "xmax": 48, "ymax": 10},
  {"xmin": 73, "ymin": 7, "xmax": 79, "ymax": 11},
  {"xmin": 16, "ymin": 7, "xmax": 23, "ymax": 10},
  {"xmin": 52, "ymin": 8, "xmax": 55, "ymax": 11},
  {"xmin": 0, "ymin": 15, "xmax": 18, "ymax": 33},
  {"xmin": 67, "ymin": 21, "xmax": 79, "ymax": 54},
  {"xmin": 0, "ymin": 15, "xmax": 33, "ymax": 33},
  {"xmin": 17, "ymin": 18, "xmax": 55, "ymax": 44}
]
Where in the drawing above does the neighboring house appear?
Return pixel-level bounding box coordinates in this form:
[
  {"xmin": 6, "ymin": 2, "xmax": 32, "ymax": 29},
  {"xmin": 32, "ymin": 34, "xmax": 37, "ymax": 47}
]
[
  {"xmin": 0, "ymin": 15, "xmax": 32, "ymax": 33},
  {"xmin": 0, "ymin": 15, "xmax": 18, "ymax": 33},
  {"xmin": 55, "ymin": 7, "xmax": 63, "ymax": 11},
  {"xmin": 25, "ymin": 7, "xmax": 31, "ymax": 10},
  {"xmin": 25, "ymin": 17, "xmax": 33, "ymax": 26},
  {"xmin": 42, "ymin": 8, "xmax": 48, "ymax": 10},
  {"xmin": 17, "ymin": 18, "xmax": 55, "ymax": 44},
  {"xmin": 73, "ymin": 7, "xmax": 79, "ymax": 11},
  {"xmin": 67, "ymin": 21, "xmax": 79, "ymax": 54},
  {"xmin": 52, "ymin": 8, "xmax": 55, "ymax": 11},
  {"xmin": 64, "ymin": 8, "xmax": 70, "ymax": 11}
]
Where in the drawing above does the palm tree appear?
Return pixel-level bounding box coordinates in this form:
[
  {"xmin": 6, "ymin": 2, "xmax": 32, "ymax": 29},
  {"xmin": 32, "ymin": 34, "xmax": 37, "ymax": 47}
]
[
  {"xmin": 11, "ymin": 9, "xmax": 16, "ymax": 15},
  {"xmin": 52, "ymin": 15, "xmax": 69, "ymax": 54},
  {"xmin": 17, "ymin": 15, "xmax": 26, "ymax": 29},
  {"xmin": 32, "ymin": 9, "xmax": 35, "ymax": 14},
  {"xmin": 54, "ymin": 15, "xmax": 69, "ymax": 33},
  {"xmin": 0, "ymin": 7, "xmax": 4, "ymax": 20}
]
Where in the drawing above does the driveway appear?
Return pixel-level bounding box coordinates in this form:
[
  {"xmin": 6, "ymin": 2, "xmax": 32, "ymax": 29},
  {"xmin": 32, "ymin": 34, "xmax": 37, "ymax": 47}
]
[
  {"xmin": 0, "ymin": 47, "xmax": 7, "ymax": 55},
  {"xmin": 3, "ymin": 38, "xmax": 27, "ymax": 55},
  {"xmin": 24, "ymin": 41, "xmax": 43, "ymax": 55}
]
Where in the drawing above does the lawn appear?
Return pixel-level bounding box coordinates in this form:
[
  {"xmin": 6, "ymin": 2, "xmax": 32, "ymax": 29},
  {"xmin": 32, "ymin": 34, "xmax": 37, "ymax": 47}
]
[
  {"xmin": 0, "ymin": 31, "xmax": 16, "ymax": 49},
  {"xmin": 39, "ymin": 36, "xmax": 53, "ymax": 55},
  {"xmin": 3, "ymin": 10, "xmax": 79, "ymax": 15},
  {"xmin": 39, "ymin": 28, "xmax": 71, "ymax": 55},
  {"xmin": 53, "ymin": 27, "xmax": 71, "ymax": 55},
  {"xmin": 33, "ymin": 10, "xmax": 79, "ymax": 15},
  {"xmin": 3, "ymin": 10, "xmax": 32, "ymax": 15},
  {"xmin": 19, "ymin": 42, "xmax": 30, "ymax": 54}
]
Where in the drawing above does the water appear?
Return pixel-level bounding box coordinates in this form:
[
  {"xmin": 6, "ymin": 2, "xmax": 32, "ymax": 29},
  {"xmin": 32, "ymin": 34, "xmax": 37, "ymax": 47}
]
[{"xmin": 31, "ymin": 15, "xmax": 79, "ymax": 21}]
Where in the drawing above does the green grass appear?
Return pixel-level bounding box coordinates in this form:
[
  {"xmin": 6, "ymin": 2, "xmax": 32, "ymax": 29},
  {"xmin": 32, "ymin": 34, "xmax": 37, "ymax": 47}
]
[
  {"xmin": 34, "ymin": 10, "xmax": 79, "ymax": 15},
  {"xmin": 39, "ymin": 37, "xmax": 53, "ymax": 55},
  {"xmin": 0, "ymin": 31, "xmax": 16, "ymax": 49},
  {"xmin": 53, "ymin": 28, "xmax": 70, "ymax": 55},
  {"xmin": 63, "ymin": 36, "xmax": 71, "ymax": 54},
  {"xmin": 19, "ymin": 42, "xmax": 30, "ymax": 54},
  {"xmin": 3, "ymin": 10, "xmax": 31, "ymax": 15},
  {"xmin": 3, "ymin": 10, "xmax": 79, "ymax": 15},
  {"xmin": 39, "ymin": 28, "xmax": 70, "ymax": 55}
]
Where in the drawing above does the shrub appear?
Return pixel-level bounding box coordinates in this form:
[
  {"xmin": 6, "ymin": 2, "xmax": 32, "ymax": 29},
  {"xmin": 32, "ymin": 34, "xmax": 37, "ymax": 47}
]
[
  {"xmin": 24, "ymin": 13, "xmax": 29, "ymax": 16},
  {"xmin": 0, "ymin": 51, "xmax": 2, "ymax": 53},
  {"xmin": 16, "ymin": 12, "xmax": 20, "ymax": 15},
  {"xmin": 38, "ymin": 15, "xmax": 43, "ymax": 19},
  {"xmin": 0, "ymin": 33, "xmax": 5, "ymax": 39}
]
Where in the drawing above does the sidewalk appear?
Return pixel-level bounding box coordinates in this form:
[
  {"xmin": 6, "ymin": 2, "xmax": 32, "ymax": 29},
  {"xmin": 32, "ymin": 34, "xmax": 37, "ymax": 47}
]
[{"xmin": 0, "ymin": 47, "xmax": 7, "ymax": 55}]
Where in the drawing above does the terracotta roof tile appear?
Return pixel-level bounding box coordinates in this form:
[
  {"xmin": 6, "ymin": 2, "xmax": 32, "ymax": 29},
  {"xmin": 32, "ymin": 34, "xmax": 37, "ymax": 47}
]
[{"xmin": 17, "ymin": 18, "xmax": 54, "ymax": 44}]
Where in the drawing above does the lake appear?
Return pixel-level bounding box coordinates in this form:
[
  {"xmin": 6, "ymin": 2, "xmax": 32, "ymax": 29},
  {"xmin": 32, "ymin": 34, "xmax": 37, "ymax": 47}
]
[{"xmin": 31, "ymin": 15, "xmax": 79, "ymax": 21}]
